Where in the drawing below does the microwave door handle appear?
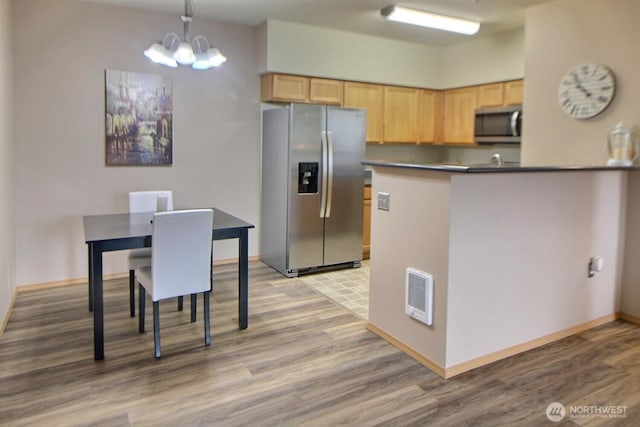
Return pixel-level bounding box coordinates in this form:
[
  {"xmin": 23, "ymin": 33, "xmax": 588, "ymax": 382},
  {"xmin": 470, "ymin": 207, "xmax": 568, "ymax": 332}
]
[
  {"xmin": 320, "ymin": 131, "xmax": 328, "ymax": 218},
  {"xmin": 510, "ymin": 111, "xmax": 520, "ymax": 137}
]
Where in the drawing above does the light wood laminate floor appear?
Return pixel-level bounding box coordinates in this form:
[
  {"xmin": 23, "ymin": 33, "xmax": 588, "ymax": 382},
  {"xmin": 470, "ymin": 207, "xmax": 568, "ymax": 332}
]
[{"xmin": 1, "ymin": 261, "xmax": 639, "ymax": 426}]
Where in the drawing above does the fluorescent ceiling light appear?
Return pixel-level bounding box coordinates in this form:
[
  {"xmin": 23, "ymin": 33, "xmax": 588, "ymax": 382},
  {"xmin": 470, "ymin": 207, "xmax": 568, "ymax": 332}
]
[{"xmin": 381, "ymin": 5, "xmax": 480, "ymax": 35}]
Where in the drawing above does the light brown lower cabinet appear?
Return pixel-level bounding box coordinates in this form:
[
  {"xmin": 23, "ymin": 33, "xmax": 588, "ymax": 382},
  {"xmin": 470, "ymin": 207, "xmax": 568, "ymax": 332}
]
[{"xmin": 363, "ymin": 186, "xmax": 371, "ymax": 259}]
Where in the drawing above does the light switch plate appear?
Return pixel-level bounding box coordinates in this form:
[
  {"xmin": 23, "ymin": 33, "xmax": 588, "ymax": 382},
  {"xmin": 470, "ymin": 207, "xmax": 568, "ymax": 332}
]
[{"xmin": 378, "ymin": 192, "xmax": 390, "ymax": 211}]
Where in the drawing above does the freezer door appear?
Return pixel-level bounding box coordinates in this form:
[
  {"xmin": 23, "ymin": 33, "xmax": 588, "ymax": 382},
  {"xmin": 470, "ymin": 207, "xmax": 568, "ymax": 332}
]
[
  {"xmin": 260, "ymin": 106, "xmax": 290, "ymax": 274},
  {"xmin": 323, "ymin": 107, "xmax": 366, "ymax": 266},
  {"xmin": 287, "ymin": 104, "xmax": 325, "ymax": 270}
]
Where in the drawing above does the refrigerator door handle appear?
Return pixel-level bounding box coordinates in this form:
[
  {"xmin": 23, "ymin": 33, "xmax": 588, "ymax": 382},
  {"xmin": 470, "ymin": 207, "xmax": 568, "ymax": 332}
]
[
  {"xmin": 326, "ymin": 131, "xmax": 334, "ymax": 218},
  {"xmin": 320, "ymin": 131, "xmax": 329, "ymax": 218}
]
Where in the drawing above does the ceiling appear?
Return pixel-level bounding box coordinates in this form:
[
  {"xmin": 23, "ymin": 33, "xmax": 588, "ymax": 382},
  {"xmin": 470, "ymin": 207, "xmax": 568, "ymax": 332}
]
[{"xmin": 81, "ymin": 0, "xmax": 553, "ymax": 46}]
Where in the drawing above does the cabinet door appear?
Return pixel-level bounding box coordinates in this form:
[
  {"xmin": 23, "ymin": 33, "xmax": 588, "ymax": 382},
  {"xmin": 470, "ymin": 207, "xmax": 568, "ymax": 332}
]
[
  {"xmin": 504, "ymin": 80, "xmax": 524, "ymax": 105},
  {"xmin": 344, "ymin": 82, "xmax": 384, "ymax": 143},
  {"xmin": 418, "ymin": 90, "xmax": 437, "ymax": 144},
  {"xmin": 443, "ymin": 87, "xmax": 477, "ymax": 144},
  {"xmin": 261, "ymin": 74, "xmax": 309, "ymax": 102},
  {"xmin": 363, "ymin": 186, "xmax": 371, "ymax": 260},
  {"xmin": 383, "ymin": 86, "xmax": 420, "ymax": 143},
  {"xmin": 477, "ymin": 83, "xmax": 504, "ymax": 107},
  {"xmin": 309, "ymin": 78, "xmax": 344, "ymax": 105}
]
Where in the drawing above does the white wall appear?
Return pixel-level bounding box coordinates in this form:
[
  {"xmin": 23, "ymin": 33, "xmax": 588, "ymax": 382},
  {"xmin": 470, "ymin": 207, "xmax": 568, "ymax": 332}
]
[
  {"xmin": 262, "ymin": 19, "xmax": 442, "ymax": 88},
  {"xmin": 0, "ymin": 0, "xmax": 14, "ymax": 325},
  {"xmin": 13, "ymin": 0, "xmax": 260, "ymax": 286},
  {"xmin": 261, "ymin": 20, "xmax": 524, "ymax": 90},
  {"xmin": 440, "ymin": 28, "xmax": 524, "ymax": 88},
  {"xmin": 522, "ymin": 0, "xmax": 640, "ymax": 166}
]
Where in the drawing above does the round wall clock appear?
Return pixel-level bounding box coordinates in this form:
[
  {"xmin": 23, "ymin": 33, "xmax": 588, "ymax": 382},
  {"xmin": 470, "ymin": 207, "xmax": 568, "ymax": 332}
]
[{"xmin": 558, "ymin": 63, "xmax": 615, "ymax": 119}]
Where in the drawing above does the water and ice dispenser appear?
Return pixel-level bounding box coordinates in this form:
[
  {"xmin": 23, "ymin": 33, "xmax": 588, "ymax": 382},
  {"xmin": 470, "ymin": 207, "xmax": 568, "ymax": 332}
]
[{"xmin": 298, "ymin": 162, "xmax": 319, "ymax": 194}]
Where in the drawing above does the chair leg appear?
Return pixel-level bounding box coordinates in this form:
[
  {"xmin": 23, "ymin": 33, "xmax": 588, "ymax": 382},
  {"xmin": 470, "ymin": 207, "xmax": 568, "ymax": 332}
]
[
  {"xmin": 129, "ymin": 270, "xmax": 135, "ymax": 317},
  {"xmin": 191, "ymin": 294, "xmax": 197, "ymax": 323},
  {"xmin": 178, "ymin": 296, "xmax": 184, "ymax": 311},
  {"xmin": 204, "ymin": 291, "xmax": 211, "ymax": 347},
  {"xmin": 153, "ymin": 301, "xmax": 161, "ymax": 358},
  {"xmin": 138, "ymin": 284, "xmax": 146, "ymax": 333}
]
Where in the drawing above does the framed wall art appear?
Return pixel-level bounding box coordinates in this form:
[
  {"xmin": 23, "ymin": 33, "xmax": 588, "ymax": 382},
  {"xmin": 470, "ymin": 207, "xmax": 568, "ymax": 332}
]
[{"xmin": 105, "ymin": 70, "xmax": 173, "ymax": 166}]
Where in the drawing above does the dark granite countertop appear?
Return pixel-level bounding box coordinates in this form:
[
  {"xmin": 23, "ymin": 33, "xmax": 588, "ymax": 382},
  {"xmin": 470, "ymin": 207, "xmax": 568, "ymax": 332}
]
[{"xmin": 362, "ymin": 159, "xmax": 640, "ymax": 173}]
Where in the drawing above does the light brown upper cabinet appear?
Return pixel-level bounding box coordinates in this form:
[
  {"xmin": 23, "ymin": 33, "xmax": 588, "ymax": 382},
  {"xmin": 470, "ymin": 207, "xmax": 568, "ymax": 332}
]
[
  {"xmin": 261, "ymin": 73, "xmax": 344, "ymax": 105},
  {"xmin": 418, "ymin": 89, "xmax": 438, "ymax": 144},
  {"xmin": 476, "ymin": 80, "xmax": 524, "ymax": 108},
  {"xmin": 383, "ymin": 86, "xmax": 420, "ymax": 143},
  {"xmin": 476, "ymin": 83, "xmax": 505, "ymax": 108},
  {"xmin": 343, "ymin": 82, "xmax": 384, "ymax": 143},
  {"xmin": 504, "ymin": 80, "xmax": 524, "ymax": 105},
  {"xmin": 262, "ymin": 73, "xmax": 523, "ymax": 145},
  {"xmin": 309, "ymin": 78, "xmax": 343, "ymax": 105},
  {"xmin": 442, "ymin": 87, "xmax": 477, "ymax": 144},
  {"xmin": 261, "ymin": 74, "xmax": 309, "ymax": 103}
]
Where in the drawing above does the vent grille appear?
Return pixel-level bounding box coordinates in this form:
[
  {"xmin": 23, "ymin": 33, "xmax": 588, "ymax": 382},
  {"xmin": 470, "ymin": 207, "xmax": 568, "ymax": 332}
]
[{"xmin": 405, "ymin": 268, "xmax": 433, "ymax": 325}]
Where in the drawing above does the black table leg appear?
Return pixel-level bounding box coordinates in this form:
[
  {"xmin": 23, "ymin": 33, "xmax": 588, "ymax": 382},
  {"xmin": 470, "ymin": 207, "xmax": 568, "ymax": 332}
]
[
  {"xmin": 88, "ymin": 244, "xmax": 94, "ymax": 312},
  {"xmin": 91, "ymin": 243, "xmax": 105, "ymax": 360},
  {"xmin": 239, "ymin": 228, "xmax": 248, "ymax": 329}
]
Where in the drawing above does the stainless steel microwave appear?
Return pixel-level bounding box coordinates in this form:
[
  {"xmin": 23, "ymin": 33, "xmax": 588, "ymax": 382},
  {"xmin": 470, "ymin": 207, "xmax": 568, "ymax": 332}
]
[{"xmin": 474, "ymin": 105, "xmax": 522, "ymax": 144}]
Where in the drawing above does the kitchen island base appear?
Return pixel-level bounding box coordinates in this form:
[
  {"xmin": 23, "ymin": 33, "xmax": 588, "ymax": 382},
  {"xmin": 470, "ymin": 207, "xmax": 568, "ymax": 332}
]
[{"xmin": 365, "ymin": 162, "xmax": 640, "ymax": 378}]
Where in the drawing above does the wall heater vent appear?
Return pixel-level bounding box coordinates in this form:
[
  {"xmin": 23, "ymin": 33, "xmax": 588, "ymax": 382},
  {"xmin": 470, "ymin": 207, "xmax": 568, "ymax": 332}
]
[{"xmin": 405, "ymin": 268, "xmax": 433, "ymax": 325}]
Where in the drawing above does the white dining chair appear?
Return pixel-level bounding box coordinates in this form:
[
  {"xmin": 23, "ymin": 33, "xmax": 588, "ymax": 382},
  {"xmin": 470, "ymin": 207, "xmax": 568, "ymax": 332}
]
[
  {"xmin": 136, "ymin": 209, "xmax": 214, "ymax": 358},
  {"xmin": 127, "ymin": 190, "xmax": 173, "ymax": 317}
]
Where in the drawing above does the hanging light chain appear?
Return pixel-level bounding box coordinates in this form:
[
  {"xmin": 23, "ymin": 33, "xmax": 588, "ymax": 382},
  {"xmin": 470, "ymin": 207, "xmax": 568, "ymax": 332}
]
[{"xmin": 181, "ymin": 0, "xmax": 193, "ymax": 42}]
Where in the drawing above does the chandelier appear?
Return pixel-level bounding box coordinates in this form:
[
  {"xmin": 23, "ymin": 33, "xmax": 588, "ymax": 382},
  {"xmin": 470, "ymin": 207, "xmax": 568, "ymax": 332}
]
[{"xmin": 144, "ymin": 0, "xmax": 227, "ymax": 70}]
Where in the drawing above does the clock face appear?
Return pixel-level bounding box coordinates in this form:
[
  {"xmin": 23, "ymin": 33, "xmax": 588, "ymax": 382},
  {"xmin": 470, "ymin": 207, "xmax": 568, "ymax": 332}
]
[{"xmin": 558, "ymin": 63, "xmax": 615, "ymax": 119}]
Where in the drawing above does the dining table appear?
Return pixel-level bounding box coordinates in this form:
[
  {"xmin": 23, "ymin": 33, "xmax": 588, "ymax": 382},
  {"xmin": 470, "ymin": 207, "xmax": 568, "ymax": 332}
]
[{"xmin": 83, "ymin": 207, "xmax": 254, "ymax": 360}]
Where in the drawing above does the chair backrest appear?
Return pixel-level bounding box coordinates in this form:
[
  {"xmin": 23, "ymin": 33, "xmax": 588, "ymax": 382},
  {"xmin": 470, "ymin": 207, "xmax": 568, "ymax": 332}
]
[
  {"xmin": 150, "ymin": 209, "xmax": 214, "ymax": 301},
  {"xmin": 129, "ymin": 191, "xmax": 174, "ymax": 213}
]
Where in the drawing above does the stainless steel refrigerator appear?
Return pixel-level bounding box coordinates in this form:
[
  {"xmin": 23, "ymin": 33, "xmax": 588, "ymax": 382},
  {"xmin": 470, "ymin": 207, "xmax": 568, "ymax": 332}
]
[{"xmin": 261, "ymin": 103, "xmax": 366, "ymax": 277}]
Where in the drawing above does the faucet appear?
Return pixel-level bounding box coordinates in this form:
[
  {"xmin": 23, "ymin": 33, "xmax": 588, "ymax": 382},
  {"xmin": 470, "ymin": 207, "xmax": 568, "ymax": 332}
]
[{"xmin": 490, "ymin": 153, "xmax": 503, "ymax": 167}]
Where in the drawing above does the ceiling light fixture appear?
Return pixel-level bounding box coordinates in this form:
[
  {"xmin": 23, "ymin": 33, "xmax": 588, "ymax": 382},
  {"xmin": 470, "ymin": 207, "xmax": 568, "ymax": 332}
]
[
  {"xmin": 144, "ymin": 0, "xmax": 226, "ymax": 70},
  {"xmin": 381, "ymin": 5, "xmax": 480, "ymax": 35}
]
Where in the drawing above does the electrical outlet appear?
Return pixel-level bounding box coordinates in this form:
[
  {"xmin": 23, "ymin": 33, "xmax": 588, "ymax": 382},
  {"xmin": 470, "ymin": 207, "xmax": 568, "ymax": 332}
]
[
  {"xmin": 378, "ymin": 192, "xmax": 390, "ymax": 211},
  {"xmin": 588, "ymin": 257, "xmax": 604, "ymax": 277}
]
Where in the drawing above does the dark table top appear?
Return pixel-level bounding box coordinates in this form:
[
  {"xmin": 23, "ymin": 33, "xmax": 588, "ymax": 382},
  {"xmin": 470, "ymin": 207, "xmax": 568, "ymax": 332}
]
[{"xmin": 83, "ymin": 208, "xmax": 254, "ymax": 243}]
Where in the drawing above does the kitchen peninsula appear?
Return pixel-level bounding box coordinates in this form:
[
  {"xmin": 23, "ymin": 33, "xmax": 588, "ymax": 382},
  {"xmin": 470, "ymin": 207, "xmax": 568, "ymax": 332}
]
[{"xmin": 363, "ymin": 160, "xmax": 640, "ymax": 378}]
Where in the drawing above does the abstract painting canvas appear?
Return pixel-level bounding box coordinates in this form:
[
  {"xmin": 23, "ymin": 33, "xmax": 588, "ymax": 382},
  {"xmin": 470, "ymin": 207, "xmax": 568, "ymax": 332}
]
[{"xmin": 105, "ymin": 70, "xmax": 173, "ymax": 166}]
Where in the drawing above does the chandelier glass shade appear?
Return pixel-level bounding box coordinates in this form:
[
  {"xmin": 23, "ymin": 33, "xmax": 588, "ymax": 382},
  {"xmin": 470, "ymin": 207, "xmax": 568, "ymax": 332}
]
[{"xmin": 144, "ymin": 0, "xmax": 226, "ymax": 70}]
